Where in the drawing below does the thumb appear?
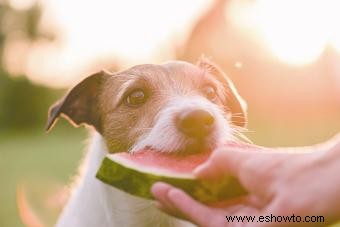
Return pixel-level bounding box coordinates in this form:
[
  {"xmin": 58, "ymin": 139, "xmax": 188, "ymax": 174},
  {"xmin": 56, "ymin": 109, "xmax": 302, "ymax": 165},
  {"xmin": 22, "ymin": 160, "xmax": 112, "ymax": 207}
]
[
  {"xmin": 194, "ymin": 143, "xmax": 268, "ymax": 179},
  {"xmin": 194, "ymin": 143, "xmax": 281, "ymax": 200}
]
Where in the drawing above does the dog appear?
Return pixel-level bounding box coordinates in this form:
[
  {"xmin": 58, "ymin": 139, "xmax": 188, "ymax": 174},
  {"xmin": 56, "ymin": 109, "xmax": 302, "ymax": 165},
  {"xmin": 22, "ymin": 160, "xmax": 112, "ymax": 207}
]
[{"xmin": 46, "ymin": 58, "xmax": 247, "ymax": 227}]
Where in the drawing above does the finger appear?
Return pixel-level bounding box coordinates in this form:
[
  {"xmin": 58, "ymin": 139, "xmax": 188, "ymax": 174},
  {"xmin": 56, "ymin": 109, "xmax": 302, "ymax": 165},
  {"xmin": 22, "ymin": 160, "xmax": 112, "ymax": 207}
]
[
  {"xmin": 193, "ymin": 159, "xmax": 225, "ymax": 180},
  {"xmin": 151, "ymin": 182, "xmax": 179, "ymax": 214},
  {"xmin": 194, "ymin": 144, "xmax": 267, "ymax": 179},
  {"xmin": 194, "ymin": 145, "xmax": 286, "ymax": 201},
  {"xmin": 154, "ymin": 201, "xmax": 187, "ymax": 220},
  {"xmin": 152, "ymin": 183, "xmax": 202, "ymax": 222},
  {"xmin": 154, "ymin": 184, "xmax": 264, "ymax": 227},
  {"xmin": 166, "ymin": 187, "xmax": 227, "ymax": 227},
  {"xmin": 151, "ymin": 182, "xmax": 172, "ymax": 204},
  {"xmin": 208, "ymin": 195, "xmax": 264, "ymax": 210}
]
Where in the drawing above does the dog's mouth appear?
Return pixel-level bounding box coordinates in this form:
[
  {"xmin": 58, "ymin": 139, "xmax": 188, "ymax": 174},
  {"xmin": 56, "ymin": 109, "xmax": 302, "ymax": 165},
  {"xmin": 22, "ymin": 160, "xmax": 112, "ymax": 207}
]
[{"xmin": 178, "ymin": 139, "xmax": 212, "ymax": 154}]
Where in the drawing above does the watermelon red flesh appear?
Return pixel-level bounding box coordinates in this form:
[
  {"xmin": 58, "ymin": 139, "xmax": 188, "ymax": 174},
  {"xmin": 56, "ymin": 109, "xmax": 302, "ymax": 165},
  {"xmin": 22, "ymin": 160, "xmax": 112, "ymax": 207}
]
[
  {"xmin": 112, "ymin": 150, "xmax": 211, "ymax": 176},
  {"xmin": 96, "ymin": 149, "xmax": 247, "ymax": 203}
]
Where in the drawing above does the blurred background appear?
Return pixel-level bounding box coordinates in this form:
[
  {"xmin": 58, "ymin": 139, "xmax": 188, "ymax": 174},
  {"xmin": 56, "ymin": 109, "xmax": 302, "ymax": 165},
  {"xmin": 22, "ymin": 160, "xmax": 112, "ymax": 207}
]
[{"xmin": 1, "ymin": 0, "xmax": 339, "ymax": 226}]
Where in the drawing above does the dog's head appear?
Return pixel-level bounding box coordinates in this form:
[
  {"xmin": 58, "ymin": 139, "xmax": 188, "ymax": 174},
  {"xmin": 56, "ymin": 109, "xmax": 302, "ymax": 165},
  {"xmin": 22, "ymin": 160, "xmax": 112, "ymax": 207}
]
[{"xmin": 47, "ymin": 58, "xmax": 247, "ymax": 153}]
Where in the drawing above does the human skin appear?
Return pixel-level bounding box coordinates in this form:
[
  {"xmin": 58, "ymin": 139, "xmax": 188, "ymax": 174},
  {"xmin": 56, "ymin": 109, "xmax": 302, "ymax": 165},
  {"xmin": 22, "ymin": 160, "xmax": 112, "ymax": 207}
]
[{"xmin": 151, "ymin": 134, "xmax": 340, "ymax": 227}]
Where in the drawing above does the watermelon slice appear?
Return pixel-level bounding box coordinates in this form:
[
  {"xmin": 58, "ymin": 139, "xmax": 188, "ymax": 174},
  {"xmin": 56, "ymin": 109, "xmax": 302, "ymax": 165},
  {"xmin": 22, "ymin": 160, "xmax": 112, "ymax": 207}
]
[{"xmin": 96, "ymin": 149, "xmax": 246, "ymax": 203}]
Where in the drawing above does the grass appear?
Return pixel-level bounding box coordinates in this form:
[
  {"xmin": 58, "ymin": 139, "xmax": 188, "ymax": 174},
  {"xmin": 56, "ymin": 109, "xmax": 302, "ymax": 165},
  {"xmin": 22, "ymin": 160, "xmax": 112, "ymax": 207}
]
[{"xmin": 0, "ymin": 123, "xmax": 87, "ymax": 227}]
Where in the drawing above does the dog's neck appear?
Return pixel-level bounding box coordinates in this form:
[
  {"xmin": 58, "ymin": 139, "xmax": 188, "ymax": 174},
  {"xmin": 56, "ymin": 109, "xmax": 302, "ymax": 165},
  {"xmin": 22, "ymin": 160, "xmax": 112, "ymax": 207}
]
[{"xmin": 56, "ymin": 131, "xmax": 193, "ymax": 227}]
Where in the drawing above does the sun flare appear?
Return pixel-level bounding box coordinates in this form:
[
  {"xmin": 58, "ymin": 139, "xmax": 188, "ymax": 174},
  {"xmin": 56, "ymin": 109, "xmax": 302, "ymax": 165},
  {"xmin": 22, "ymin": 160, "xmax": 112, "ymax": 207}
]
[
  {"xmin": 257, "ymin": 0, "xmax": 329, "ymax": 65},
  {"xmin": 4, "ymin": 0, "xmax": 340, "ymax": 87},
  {"xmin": 229, "ymin": 0, "xmax": 340, "ymax": 66}
]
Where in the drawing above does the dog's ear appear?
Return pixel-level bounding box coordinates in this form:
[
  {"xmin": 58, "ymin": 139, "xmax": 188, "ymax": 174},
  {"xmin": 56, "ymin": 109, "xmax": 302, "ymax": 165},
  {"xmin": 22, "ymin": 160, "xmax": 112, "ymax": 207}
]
[
  {"xmin": 197, "ymin": 57, "xmax": 247, "ymax": 127},
  {"xmin": 46, "ymin": 71, "xmax": 109, "ymax": 132}
]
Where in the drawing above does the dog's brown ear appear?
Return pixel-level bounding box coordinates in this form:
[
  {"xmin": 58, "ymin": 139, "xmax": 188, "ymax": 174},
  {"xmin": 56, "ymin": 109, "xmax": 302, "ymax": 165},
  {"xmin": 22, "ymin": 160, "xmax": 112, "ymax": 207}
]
[
  {"xmin": 197, "ymin": 57, "xmax": 247, "ymax": 127},
  {"xmin": 46, "ymin": 71, "xmax": 109, "ymax": 132}
]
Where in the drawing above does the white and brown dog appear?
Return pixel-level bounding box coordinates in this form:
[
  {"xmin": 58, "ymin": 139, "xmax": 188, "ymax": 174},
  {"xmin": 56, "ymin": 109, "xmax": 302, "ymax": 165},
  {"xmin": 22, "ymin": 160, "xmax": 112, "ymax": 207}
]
[{"xmin": 47, "ymin": 58, "xmax": 247, "ymax": 227}]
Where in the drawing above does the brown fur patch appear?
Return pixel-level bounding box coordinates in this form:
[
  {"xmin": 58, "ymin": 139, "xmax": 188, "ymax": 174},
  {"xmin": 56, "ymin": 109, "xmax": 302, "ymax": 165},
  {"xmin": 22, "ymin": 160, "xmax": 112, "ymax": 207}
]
[{"xmin": 48, "ymin": 60, "xmax": 246, "ymax": 153}]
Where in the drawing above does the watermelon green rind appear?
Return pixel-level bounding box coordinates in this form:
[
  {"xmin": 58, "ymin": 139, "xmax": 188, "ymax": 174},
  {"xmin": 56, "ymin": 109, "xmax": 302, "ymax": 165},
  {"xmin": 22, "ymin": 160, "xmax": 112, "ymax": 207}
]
[{"xmin": 96, "ymin": 156, "xmax": 247, "ymax": 203}]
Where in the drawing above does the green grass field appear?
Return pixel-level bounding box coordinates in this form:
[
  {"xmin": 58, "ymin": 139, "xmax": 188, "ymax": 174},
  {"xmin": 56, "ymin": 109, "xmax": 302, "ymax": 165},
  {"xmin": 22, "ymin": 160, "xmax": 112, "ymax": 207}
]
[{"xmin": 0, "ymin": 124, "xmax": 87, "ymax": 227}]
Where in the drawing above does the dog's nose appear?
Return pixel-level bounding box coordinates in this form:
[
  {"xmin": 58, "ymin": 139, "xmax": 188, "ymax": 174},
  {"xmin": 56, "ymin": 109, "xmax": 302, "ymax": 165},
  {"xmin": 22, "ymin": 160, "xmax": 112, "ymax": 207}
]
[{"xmin": 176, "ymin": 109, "xmax": 215, "ymax": 138}]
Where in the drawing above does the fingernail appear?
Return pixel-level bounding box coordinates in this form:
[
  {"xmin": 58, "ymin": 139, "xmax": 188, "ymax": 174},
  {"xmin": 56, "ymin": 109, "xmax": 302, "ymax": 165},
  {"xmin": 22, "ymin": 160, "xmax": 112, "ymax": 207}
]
[
  {"xmin": 152, "ymin": 182, "xmax": 171, "ymax": 188},
  {"xmin": 167, "ymin": 188, "xmax": 186, "ymax": 205},
  {"xmin": 193, "ymin": 162, "xmax": 210, "ymax": 176},
  {"xmin": 151, "ymin": 182, "xmax": 171, "ymax": 195}
]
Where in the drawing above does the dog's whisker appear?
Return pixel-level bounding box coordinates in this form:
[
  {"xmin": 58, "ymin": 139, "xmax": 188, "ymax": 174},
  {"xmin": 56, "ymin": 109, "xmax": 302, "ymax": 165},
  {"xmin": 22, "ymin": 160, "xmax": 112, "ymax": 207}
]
[
  {"xmin": 231, "ymin": 116, "xmax": 246, "ymax": 119},
  {"xmin": 229, "ymin": 126, "xmax": 253, "ymax": 144},
  {"xmin": 231, "ymin": 125, "xmax": 249, "ymax": 132},
  {"xmin": 231, "ymin": 112, "xmax": 245, "ymax": 116}
]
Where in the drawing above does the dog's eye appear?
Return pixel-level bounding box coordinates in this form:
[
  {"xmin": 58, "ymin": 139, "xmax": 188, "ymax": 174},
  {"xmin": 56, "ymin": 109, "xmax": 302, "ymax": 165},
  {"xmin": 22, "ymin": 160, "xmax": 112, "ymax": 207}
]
[
  {"xmin": 126, "ymin": 89, "xmax": 147, "ymax": 106},
  {"xmin": 202, "ymin": 86, "xmax": 217, "ymax": 101}
]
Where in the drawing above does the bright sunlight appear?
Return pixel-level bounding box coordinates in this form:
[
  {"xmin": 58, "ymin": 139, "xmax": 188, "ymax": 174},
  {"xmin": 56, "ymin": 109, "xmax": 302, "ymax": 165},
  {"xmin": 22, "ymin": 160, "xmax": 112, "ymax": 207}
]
[{"xmin": 229, "ymin": 0, "xmax": 340, "ymax": 65}]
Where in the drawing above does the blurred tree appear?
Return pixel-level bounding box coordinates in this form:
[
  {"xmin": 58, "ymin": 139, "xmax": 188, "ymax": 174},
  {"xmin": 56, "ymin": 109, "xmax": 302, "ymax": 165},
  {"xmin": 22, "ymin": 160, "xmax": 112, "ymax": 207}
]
[
  {"xmin": 0, "ymin": 1, "xmax": 60, "ymax": 131},
  {"xmin": 0, "ymin": 73, "xmax": 63, "ymax": 130}
]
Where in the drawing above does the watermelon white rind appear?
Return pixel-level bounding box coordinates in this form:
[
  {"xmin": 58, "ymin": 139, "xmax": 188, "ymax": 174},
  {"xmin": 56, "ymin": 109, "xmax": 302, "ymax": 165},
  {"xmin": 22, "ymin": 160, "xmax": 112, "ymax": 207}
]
[{"xmin": 96, "ymin": 152, "xmax": 247, "ymax": 203}]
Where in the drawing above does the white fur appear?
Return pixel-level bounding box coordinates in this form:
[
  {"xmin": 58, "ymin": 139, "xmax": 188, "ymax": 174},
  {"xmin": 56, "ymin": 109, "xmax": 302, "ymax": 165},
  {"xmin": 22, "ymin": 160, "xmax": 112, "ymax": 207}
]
[
  {"xmin": 131, "ymin": 96, "xmax": 232, "ymax": 153},
  {"xmin": 57, "ymin": 97, "xmax": 232, "ymax": 227},
  {"xmin": 57, "ymin": 132, "xmax": 195, "ymax": 227}
]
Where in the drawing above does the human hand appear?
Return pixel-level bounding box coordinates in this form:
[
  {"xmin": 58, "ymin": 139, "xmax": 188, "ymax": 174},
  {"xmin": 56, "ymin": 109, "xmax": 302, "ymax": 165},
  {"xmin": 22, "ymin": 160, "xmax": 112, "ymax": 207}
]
[{"xmin": 151, "ymin": 135, "xmax": 340, "ymax": 227}]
